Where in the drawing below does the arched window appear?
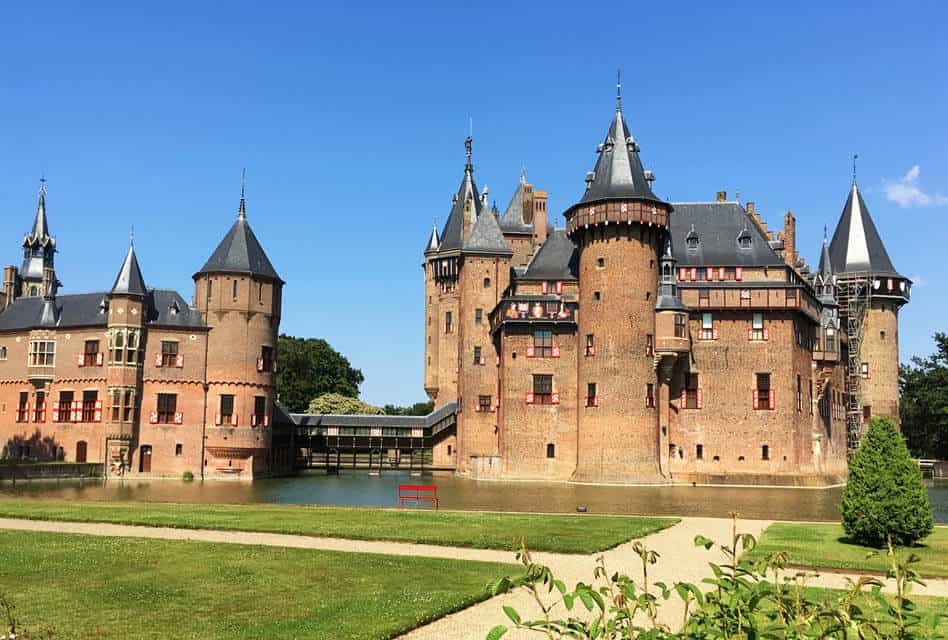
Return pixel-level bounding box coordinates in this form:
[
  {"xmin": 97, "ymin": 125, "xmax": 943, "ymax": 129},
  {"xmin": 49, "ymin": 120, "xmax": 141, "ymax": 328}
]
[
  {"xmin": 29, "ymin": 285, "xmax": 37, "ymax": 296},
  {"xmin": 546, "ymin": 443, "xmax": 555, "ymax": 459},
  {"xmin": 232, "ymin": 280, "xmax": 238, "ymax": 300}
]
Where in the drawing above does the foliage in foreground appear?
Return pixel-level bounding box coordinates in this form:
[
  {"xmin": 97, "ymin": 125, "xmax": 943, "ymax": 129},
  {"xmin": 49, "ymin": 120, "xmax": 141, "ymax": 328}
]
[
  {"xmin": 841, "ymin": 416, "xmax": 934, "ymax": 548},
  {"xmin": 487, "ymin": 515, "xmax": 945, "ymax": 640},
  {"xmin": 306, "ymin": 392, "xmax": 384, "ymax": 415},
  {"xmin": 276, "ymin": 334, "xmax": 364, "ymax": 413},
  {"xmin": 900, "ymin": 331, "xmax": 948, "ymax": 459}
]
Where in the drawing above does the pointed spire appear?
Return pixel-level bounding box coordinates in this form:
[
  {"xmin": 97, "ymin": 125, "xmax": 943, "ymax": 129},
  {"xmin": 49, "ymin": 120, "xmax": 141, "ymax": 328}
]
[
  {"xmin": 425, "ymin": 222, "xmax": 440, "ymax": 254},
  {"xmin": 238, "ymin": 168, "xmax": 247, "ymax": 220},
  {"xmin": 436, "ymin": 136, "xmax": 484, "ymax": 252},
  {"xmin": 111, "ymin": 241, "xmax": 148, "ymax": 297},
  {"xmin": 24, "ymin": 178, "xmax": 53, "ymax": 247},
  {"xmin": 827, "ymin": 181, "xmax": 899, "ymax": 276}
]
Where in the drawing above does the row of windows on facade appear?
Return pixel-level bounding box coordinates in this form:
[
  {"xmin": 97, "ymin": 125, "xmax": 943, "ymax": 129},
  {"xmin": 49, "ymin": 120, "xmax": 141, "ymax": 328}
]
[
  {"xmin": 12, "ymin": 390, "xmax": 270, "ymax": 426},
  {"xmin": 537, "ymin": 443, "xmax": 776, "ymax": 462},
  {"xmin": 0, "ymin": 339, "xmax": 275, "ymax": 372}
]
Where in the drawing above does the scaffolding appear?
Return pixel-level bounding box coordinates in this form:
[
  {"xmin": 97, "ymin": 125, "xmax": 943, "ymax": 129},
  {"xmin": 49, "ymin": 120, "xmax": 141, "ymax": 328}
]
[{"xmin": 837, "ymin": 274, "xmax": 871, "ymax": 454}]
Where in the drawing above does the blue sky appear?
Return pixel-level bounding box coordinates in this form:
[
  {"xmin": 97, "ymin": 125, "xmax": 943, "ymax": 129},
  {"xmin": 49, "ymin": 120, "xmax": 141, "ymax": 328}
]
[{"xmin": 0, "ymin": 2, "xmax": 945, "ymax": 405}]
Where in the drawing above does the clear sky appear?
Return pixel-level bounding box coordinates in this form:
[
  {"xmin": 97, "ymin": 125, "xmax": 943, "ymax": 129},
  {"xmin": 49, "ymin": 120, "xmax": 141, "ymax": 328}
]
[{"xmin": 0, "ymin": 2, "xmax": 945, "ymax": 405}]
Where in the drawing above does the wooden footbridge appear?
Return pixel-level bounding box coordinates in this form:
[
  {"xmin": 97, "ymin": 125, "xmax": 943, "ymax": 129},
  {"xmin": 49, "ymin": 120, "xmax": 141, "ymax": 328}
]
[{"xmin": 292, "ymin": 402, "xmax": 457, "ymax": 474}]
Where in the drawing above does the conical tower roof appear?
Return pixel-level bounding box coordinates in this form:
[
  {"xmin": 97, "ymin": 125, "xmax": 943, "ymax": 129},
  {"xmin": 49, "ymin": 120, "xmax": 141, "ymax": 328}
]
[
  {"xmin": 424, "ymin": 224, "xmax": 440, "ymax": 254},
  {"xmin": 571, "ymin": 88, "xmax": 665, "ymax": 211},
  {"xmin": 828, "ymin": 183, "xmax": 899, "ymax": 276},
  {"xmin": 195, "ymin": 191, "xmax": 282, "ymax": 282},
  {"xmin": 438, "ymin": 136, "xmax": 483, "ymax": 252},
  {"xmin": 23, "ymin": 180, "xmax": 55, "ymax": 249},
  {"xmin": 111, "ymin": 242, "xmax": 148, "ymax": 297},
  {"xmin": 500, "ymin": 170, "xmax": 532, "ymax": 233},
  {"xmin": 816, "ymin": 230, "xmax": 833, "ymax": 285}
]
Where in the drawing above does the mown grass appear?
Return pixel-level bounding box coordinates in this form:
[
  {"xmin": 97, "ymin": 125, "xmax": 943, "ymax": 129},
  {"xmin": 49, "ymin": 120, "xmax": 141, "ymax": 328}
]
[
  {"xmin": 0, "ymin": 529, "xmax": 516, "ymax": 640},
  {"xmin": 0, "ymin": 499, "xmax": 678, "ymax": 554},
  {"xmin": 744, "ymin": 522, "xmax": 948, "ymax": 578}
]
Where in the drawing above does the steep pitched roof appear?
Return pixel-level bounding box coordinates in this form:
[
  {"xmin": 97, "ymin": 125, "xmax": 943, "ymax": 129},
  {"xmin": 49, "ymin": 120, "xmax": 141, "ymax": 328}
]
[
  {"xmin": 424, "ymin": 224, "xmax": 440, "ymax": 254},
  {"xmin": 570, "ymin": 97, "xmax": 665, "ymax": 211},
  {"xmin": 522, "ymin": 230, "xmax": 578, "ymax": 280},
  {"xmin": 195, "ymin": 196, "xmax": 282, "ymax": 281},
  {"xmin": 827, "ymin": 183, "xmax": 899, "ymax": 276},
  {"xmin": 22, "ymin": 181, "xmax": 54, "ymax": 249},
  {"xmin": 499, "ymin": 171, "xmax": 532, "ymax": 234},
  {"xmin": 816, "ymin": 232, "xmax": 834, "ymax": 285},
  {"xmin": 438, "ymin": 137, "xmax": 482, "ymax": 253},
  {"xmin": 111, "ymin": 244, "xmax": 148, "ymax": 296},
  {"xmin": 668, "ymin": 202, "xmax": 785, "ymax": 267},
  {"xmin": 463, "ymin": 205, "xmax": 512, "ymax": 255}
]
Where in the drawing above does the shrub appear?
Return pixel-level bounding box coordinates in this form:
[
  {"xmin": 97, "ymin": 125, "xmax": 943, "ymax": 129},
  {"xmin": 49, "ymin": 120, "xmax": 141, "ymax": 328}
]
[
  {"xmin": 182, "ymin": 470, "xmax": 194, "ymax": 482},
  {"xmin": 841, "ymin": 416, "xmax": 934, "ymax": 547}
]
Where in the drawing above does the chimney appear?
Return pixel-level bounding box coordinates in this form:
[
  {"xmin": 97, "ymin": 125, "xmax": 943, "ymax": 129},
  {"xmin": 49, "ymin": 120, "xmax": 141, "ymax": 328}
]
[
  {"xmin": 2, "ymin": 266, "xmax": 17, "ymax": 308},
  {"xmin": 783, "ymin": 210, "xmax": 797, "ymax": 267},
  {"xmin": 532, "ymin": 190, "xmax": 549, "ymax": 248},
  {"xmin": 42, "ymin": 267, "xmax": 56, "ymax": 298},
  {"xmin": 716, "ymin": 190, "xmax": 727, "ymax": 203},
  {"xmin": 746, "ymin": 201, "xmax": 755, "ymax": 215}
]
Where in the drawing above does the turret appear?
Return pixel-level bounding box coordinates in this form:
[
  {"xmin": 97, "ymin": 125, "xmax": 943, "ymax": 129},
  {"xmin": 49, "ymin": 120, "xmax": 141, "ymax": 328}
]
[
  {"xmin": 20, "ymin": 179, "xmax": 58, "ymax": 297},
  {"xmin": 564, "ymin": 80, "xmax": 672, "ymax": 483}
]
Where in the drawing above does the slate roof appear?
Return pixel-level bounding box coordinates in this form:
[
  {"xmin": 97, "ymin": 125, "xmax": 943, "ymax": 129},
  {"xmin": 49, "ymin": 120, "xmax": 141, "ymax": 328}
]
[
  {"xmin": 424, "ymin": 224, "xmax": 440, "ymax": 254},
  {"xmin": 195, "ymin": 198, "xmax": 282, "ymax": 282},
  {"xmin": 816, "ymin": 235, "xmax": 834, "ymax": 285},
  {"xmin": 570, "ymin": 101, "xmax": 665, "ymax": 211},
  {"xmin": 0, "ymin": 289, "xmax": 204, "ymax": 331},
  {"xmin": 292, "ymin": 401, "xmax": 458, "ymax": 428},
  {"xmin": 463, "ymin": 204, "xmax": 512, "ymax": 255},
  {"xmin": 669, "ymin": 202, "xmax": 785, "ymax": 267},
  {"xmin": 23, "ymin": 185, "xmax": 53, "ymax": 248},
  {"xmin": 499, "ymin": 172, "xmax": 533, "ymax": 234},
  {"xmin": 438, "ymin": 141, "xmax": 482, "ymax": 253},
  {"xmin": 521, "ymin": 230, "xmax": 578, "ymax": 280},
  {"xmin": 827, "ymin": 184, "xmax": 899, "ymax": 276},
  {"xmin": 111, "ymin": 244, "xmax": 148, "ymax": 296}
]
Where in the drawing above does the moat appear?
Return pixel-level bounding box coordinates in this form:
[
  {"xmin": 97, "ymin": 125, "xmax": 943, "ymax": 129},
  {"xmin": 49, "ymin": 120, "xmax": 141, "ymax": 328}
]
[{"xmin": 3, "ymin": 471, "xmax": 947, "ymax": 523}]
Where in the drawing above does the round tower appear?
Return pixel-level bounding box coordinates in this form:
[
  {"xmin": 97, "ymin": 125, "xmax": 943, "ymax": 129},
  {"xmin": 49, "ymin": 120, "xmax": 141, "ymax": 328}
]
[
  {"xmin": 826, "ymin": 180, "xmax": 910, "ymax": 443},
  {"xmin": 565, "ymin": 87, "xmax": 672, "ymax": 483},
  {"xmin": 193, "ymin": 186, "xmax": 283, "ymax": 477}
]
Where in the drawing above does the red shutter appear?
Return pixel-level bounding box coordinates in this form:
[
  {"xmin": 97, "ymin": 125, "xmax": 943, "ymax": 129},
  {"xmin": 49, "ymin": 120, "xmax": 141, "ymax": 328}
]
[
  {"xmin": 588, "ymin": 345, "xmax": 596, "ymax": 356},
  {"xmin": 154, "ymin": 353, "xmax": 163, "ymax": 367},
  {"xmin": 706, "ymin": 267, "xmax": 714, "ymax": 281},
  {"xmin": 72, "ymin": 401, "xmax": 81, "ymax": 422},
  {"xmin": 697, "ymin": 388, "xmax": 704, "ymax": 409},
  {"xmin": 96, "ymin": 352, "xmax": 104, "ymax": 366},
  {"xmin": 763, "ymin": 327, "xmax": 770, "ymax": 341},
  {"xmin": 690, "ymin": 268, "xmax": 697, "ymax": 281},
  {"xmin": 552, "ymin": 345, "xmax": 561, "ymax": 358},
  {"xmin": 735, "ymin": 267, "xmax": 743, "ymax": 281},
  {"xmin": 25, "ymin": 402, "xmax": 31, "ymax": 423},
  {"xmin": 679, "ymin": 267, "xmax": 687, "ymax": 280},
  {"xmin": 748, "ymin": 327, "xmax": 753, "ymax": 340},
  {"xmin": 551, "ymin": 392, "xmax": 560, "ymax": 405},
  {"xmin": 753, "ymin": 390, "xmax": 759, "ymax": 410},
  {"xmin": 718, "ymin": 267, "xmax": 725, "ymax": 280},
  {"xmin": 257, "ymin": 358, "xmax": 264, "ymax": 372},
  {"xmin": 77, "ymin": 354, "xmax": 85, "ymax": 367},
  {"xmin": 769, "ymin": 389, "xmax": 776, "ymax": 411},
  {"xmin": 526, "ymin": 345, "xmax": 535, "ymax": 358},
  {"xmin": 555, "ymin": 281, "xmax": 563, "ymax": 294},
  {"xmin": 525, "ymin": 392, "xmax": 534, "ymax": 405},
  {"xmin": 175, "ymin": 354, "xmax": 184, "ymax": 368},
  {"xmin": 94, "ymin": 400, "xmax": 102, "ymax": 422},
  {"xmin": 174, "ymin": 412, "xmax": 183, "ymax": 425},
  {"xmin": 149, "ymin": 411, "xmax": 159, "ymax": 424},
  {"xmin": 495, "ymin": 356, "xmax": 500, "ymax": 366},
  {"xmin": 51, "ymin": 401, "xmax": 60, "ymax": 423},
  {"xmin": 680, "ymin": 389, "xmax": 687, "ymax": 406},
  {"xmin": 215, "ymin": 414, "xmax": 222, "ymax": 425},
  {"xmin": 232, "ymin": 413, "xmax": 238, "ymax": 426},
  {"xmin": 541, "ymin": 281, "xmax": 549, "ymax": 294},
  {"xmin": 263, "ymin": 414, "xmax": 270, "ymax": 427},
  {"xmin": 712, "ymin": 326, "xmax": 719, "ymax": 340},
  {"xmin": 479, "ymin": 356, "xmax": 486, "ymax": 365}
]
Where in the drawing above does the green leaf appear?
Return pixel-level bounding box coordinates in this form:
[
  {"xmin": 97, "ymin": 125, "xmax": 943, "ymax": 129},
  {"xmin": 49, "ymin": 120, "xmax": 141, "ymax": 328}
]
[
  {"xmin": 486, "ymin": 625, "xmax": 508, "ymax": 640},
  {"xmin": 502, "ymin": 606, "xmax": 521, "ymax": 625}
]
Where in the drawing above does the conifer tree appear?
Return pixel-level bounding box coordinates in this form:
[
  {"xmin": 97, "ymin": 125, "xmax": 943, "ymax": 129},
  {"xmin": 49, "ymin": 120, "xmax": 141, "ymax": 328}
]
[{"xmin": 841, "ymin": 416, "xmax": 934, "ymax": 547}]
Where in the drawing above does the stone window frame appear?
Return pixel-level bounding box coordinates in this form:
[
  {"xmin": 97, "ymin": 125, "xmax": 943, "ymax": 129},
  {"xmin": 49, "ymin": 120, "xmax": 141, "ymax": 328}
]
[
  {"xmin": 546, "ymin": 443, "xmax": 555, "ymax": 459},
  {"xmin": 0, "ymin": 345, "xmax": 7, "ymax": 361},
  {"xmin": 28, "ymin": 339, "xmax": 56, "ymax": 367},
  {"xmin": 585, "ymin": 382, "xmax": 598, "ymax": 408},
  {"xmin": 532, "ymin": 374, "xmax": 554, "ymax": 405}
]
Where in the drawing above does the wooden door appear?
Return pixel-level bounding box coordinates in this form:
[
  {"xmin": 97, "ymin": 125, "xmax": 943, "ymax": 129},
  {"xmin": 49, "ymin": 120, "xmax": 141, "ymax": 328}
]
[
  {"xmin": 139, "ymin": 445, "xmax": 152, "ymax": 473},
  {"xmin": 75, "ymin": 441, "xmax": 87, "ymax": 463}
]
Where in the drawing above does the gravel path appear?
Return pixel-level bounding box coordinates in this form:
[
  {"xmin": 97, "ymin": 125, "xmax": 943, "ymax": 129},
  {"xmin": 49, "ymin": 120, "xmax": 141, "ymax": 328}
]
[{"xmin": 0, "ymin": 516, "xmax": 944, "ymax": 640}]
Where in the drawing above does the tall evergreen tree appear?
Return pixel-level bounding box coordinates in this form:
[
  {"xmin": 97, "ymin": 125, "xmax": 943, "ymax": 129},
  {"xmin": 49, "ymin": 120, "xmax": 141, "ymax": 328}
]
[{"xmin": 841, "ymin": 416, "xmax": 934, "ymax": 547}]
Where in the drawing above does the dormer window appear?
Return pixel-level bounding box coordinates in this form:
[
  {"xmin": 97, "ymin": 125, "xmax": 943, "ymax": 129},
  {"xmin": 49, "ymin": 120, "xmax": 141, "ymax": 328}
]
[
  {"xmin": 686, "ymin": 236, "xmax": 698, "ymax": 250},
  {"xmin": 737, "ymin": 229, "xmax": 753, "ymax": 250},
  {"xmin": 169, "ymin": 300, "xmax": 180, "ymax": 316}
]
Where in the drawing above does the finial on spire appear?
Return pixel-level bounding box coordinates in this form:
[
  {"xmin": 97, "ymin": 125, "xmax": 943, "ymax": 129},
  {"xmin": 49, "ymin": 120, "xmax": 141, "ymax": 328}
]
[
  {"xmin": 39, "ymin": 175, "xmax": 47, "ymax": 196},
  {"xmin": 823, "ymin": 224, "xmax": 828, "ymax": 243},
  {"xmin": 464, "ymin": 135, "xmax": 473, "ymax": 175},
  {"xmin": 130, "ymin": 226, "xmax": 135, "ymax": 247},
  {"xmin": 852, "ymin": 153, "xmax": 858, "ymax": 185},
  {"xmin": 616, "ymin": 67, "xmax": 622, "ymax": 111},
  {"xmin": 238, "ymin": 168, "xmax": 247, "ymax": 220}
]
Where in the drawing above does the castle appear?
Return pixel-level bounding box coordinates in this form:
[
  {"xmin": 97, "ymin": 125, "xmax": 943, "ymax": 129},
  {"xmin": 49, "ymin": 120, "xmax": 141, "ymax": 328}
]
[
  {"xmin": 423, "ymin": 91, "xmax": 911, "ymax": 485},
  {"xmin": 0, "ymin": 182, "xmax": 292, "ymax": 479}
]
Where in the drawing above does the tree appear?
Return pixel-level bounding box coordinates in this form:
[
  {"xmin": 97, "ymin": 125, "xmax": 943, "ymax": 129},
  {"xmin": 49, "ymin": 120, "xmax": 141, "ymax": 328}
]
[
  {"xmin": 900, "ymin": 332, "xmax": 948, "ymax": 459},
  {"xmin": 306, "ymin": 393, "xmax": 383, "ymax": 415},
  {"xmin": 382, "ymin": 401, "xmax": 434, "ymax": 416},
  {"xmin": 841, "ymin": 416, "xmax": 933, "ymax": 547},
  {"xmin": 276, "ymin": 335, "xmax": 364, "ymax": 413}
]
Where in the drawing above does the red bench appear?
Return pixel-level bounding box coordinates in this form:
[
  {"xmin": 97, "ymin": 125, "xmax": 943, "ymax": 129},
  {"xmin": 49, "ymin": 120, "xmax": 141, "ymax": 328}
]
[{"xmin": 397, "ymin": 484, "xmax": 439, "ymax": 510}]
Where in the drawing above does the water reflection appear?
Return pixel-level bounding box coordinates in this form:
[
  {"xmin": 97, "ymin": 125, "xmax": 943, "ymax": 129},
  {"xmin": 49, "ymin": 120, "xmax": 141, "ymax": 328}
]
[{"xmin": 2, "ymin": 472, "xmax": 945, "ymax": 523}]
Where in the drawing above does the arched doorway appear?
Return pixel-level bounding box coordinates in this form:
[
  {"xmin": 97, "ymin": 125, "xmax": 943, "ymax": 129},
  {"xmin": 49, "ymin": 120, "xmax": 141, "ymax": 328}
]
[
  {"xmin": 139, "ymin": 445, "xmax": 152, "ymax": 473},
  {"xmin": 75, "ymin": 441, "xmax": 87, "ymax": 463}
]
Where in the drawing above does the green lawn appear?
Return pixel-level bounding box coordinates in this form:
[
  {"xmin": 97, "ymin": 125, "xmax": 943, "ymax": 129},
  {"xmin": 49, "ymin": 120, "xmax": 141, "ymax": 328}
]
[
  {"xmin": 0, "ymin": 529, "xmax": 515, "ymax": 640},
  {"xmin": 0, "ymin": 499, "xmax": 677, "ymax": 554},
  {"xmin": 745, "ymin": 522, "xmax": 948, "ymax": 578}
]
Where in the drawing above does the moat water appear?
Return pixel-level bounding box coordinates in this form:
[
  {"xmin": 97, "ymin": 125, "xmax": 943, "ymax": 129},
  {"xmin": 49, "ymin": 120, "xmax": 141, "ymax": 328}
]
[{"xmin": 2, "ymin": 472, "xmax": 947, "ymax": 523}]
